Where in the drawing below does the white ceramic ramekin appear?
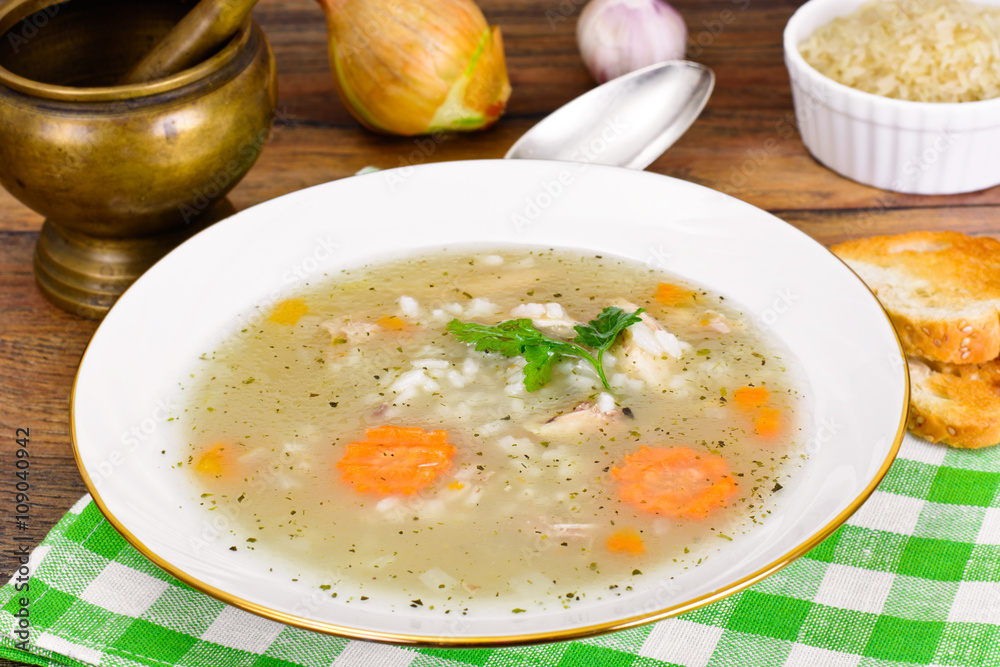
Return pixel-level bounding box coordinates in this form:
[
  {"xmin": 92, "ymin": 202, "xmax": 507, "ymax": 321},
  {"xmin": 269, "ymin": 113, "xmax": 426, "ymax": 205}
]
[{"xmin": 784, "ymin": 0, "xmax": 1000, "ymax": 195}]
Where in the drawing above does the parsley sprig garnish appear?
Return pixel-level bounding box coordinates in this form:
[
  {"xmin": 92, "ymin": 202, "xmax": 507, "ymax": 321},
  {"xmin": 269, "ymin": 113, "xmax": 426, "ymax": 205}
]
[{"xmin": 447, "ymin": 306, "xmax": 644, "ymax": 392}]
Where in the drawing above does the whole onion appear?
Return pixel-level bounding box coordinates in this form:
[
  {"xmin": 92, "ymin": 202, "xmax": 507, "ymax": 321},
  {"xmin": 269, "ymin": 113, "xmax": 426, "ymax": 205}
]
[{"xmin": 316, "ymin": 0, "xmax": 512, "ymax": 136}]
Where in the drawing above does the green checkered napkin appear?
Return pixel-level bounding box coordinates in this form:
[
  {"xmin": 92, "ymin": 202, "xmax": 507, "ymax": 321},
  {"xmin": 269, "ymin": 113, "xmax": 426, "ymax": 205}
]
[{"xmin": 3, "ymin": 433, "xmax": 999, "ymax": 667}]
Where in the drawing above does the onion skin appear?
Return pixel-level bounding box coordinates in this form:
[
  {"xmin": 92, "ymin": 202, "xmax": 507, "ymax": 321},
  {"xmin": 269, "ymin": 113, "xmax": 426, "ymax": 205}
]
[
  {"xmin": 577, "ymin": 0, "xmax": 688, "ymax": 84},
  {"xmin": 317, "ymin": 0, "xmax": 512, "ymax": 136}
]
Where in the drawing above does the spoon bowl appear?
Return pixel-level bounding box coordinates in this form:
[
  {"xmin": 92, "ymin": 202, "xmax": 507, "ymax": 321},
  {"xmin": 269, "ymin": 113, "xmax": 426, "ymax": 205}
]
[{"xmin": 505, "ymin": 60, "xmax": 714, "ymax": 169}]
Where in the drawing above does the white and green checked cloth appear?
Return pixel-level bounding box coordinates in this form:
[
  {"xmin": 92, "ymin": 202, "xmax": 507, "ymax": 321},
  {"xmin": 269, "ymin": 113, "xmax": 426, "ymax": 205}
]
[{"xmin": 3, "ymin": 433, "xmax": 999, "ymax": 667}]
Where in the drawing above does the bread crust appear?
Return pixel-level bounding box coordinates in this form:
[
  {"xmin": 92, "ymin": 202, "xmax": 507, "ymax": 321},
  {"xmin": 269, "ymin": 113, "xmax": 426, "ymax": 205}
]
[
  {"xmin": 889, "ymin": 311, "xmax": 999, "ymax": 365},
  {"xmin": 908, "ymin": 358, "xmax": 1000, "ymax": 449},
  {"xmin": 832, "ymin": 231, "xmax": 1000, "ymax": 364}
]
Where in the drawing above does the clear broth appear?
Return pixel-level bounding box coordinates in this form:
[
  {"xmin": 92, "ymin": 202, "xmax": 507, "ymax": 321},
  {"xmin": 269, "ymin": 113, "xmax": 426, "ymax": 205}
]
[{"xmin": 175, "ymin": 248, "xmax": 806, "ymax": 614}]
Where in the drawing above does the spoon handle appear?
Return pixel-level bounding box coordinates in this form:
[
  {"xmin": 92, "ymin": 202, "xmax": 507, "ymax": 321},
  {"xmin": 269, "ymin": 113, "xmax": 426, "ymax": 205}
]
[{"xmin": 121, "ymin": 0, "xmax": 260, "ymax": 84}]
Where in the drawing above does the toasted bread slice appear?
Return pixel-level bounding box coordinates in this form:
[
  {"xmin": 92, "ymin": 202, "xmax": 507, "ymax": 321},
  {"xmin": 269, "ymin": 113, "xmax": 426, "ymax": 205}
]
[
  {"xmin": 831, "ymin": 231, "xmax": 1000, "ymax": 364},
  {"xmin": 908, "ymin": 357, "xmax": 1000, "ymax": 449}
]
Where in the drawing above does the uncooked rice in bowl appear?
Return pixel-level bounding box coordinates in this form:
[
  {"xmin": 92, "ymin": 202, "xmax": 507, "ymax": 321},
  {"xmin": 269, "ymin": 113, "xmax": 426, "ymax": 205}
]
[{"xmin": 799, "ymin": 0, "xmax": 1000, "ymax": 103}]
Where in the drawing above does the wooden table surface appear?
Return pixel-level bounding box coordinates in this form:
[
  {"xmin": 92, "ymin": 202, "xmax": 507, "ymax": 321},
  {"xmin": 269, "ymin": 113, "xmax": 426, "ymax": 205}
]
[{"xmin": 1, "ymin": 0, "xmax": 998, "ymax": 664}]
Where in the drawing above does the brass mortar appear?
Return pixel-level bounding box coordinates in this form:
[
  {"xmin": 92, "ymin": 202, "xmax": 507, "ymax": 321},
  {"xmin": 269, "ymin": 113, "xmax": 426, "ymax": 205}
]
[{"xmin": 0, "ymin": 0, "xmax": 278, "ymax": 318}]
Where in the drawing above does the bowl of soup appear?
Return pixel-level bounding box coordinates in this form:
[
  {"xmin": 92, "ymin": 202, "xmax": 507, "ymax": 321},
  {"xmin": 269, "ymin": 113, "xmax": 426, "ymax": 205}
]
[{"xmin": 72, "ymin": 159, "xmax": 907, "ymax": 645}]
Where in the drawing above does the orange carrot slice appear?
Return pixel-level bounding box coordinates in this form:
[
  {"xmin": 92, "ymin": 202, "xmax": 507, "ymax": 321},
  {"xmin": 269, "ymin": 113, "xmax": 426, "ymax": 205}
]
[
  {"xmin": 731, "ymin": 386, "xmax": 784, "ymax": 438},
  {"xmin": 655, "ymin": 283, "xmax": 694, "ymax": 306},
  {"xmin": 612, "ymin": 446, "xmax": 737, "ymax": 520},
  {"xmin": 732, "ymin": 386, "xmax": 769, "ymax": 409},
  {"xmin": 268, "ymin": 298, "xmax": 309, "ymax": 325},
  {"xmin": 606, "ymin": 528, "xmax": 645, "ymax": 555},
  {"xmin": 195, "ymin": 443, "xmax": 237, "ymax": 478},
  {"xmin": 361, "ymin": 425, "xmax": 449, "ymax": 445},
  {"xmin": 377, "ymin": 315, "xmax": 407, "ymax": 331},
  {"xmin": 755, "ymin": 407, "xmax": 782, "ymax": 437},
  {"xmin": 337, "ymin": 425, "xmax": 455, "ymax": 495}
]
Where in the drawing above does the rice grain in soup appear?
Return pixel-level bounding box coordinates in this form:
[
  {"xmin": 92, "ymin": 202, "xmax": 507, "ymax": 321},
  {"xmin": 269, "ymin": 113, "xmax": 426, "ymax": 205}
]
[{"xmin": 176, "ymin": 248, "xmax": 808, "ymax": 614}]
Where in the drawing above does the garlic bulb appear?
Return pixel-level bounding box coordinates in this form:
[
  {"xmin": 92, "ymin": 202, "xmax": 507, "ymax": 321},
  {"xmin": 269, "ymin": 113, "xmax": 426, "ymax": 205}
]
[
  {"xmin": 577, "ymin": 0, "xmax": 688, "ymax": 84},
  {"xmin": 317, "ymin": 0, "xmax": 512, "ymax": 136}
]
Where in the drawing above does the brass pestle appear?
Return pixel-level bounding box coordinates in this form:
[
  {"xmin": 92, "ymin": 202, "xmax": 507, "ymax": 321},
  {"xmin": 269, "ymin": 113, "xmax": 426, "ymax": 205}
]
[{"xmin": 122, "ymin": 0, "xmax": 261, "ymax": 84}]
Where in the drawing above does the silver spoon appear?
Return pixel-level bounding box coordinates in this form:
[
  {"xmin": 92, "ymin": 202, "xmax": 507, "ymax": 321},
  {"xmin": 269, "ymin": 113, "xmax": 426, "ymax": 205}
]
[{"xmin": 505, "ymin": 60, "xmax": 714, "ymax": 169}]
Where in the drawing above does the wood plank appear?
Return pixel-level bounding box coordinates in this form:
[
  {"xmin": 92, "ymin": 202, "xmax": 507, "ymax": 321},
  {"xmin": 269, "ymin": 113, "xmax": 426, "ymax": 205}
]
[{"xmin": 777, "ymin": 206, "xmax": 1000, "ymax": 246}]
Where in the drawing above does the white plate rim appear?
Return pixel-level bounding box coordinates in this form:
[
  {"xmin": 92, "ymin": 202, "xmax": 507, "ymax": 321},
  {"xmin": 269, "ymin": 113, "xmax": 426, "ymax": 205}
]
[{"xmin": 70, "ymin": 159, "xmax": 909, "ymax": 646}]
